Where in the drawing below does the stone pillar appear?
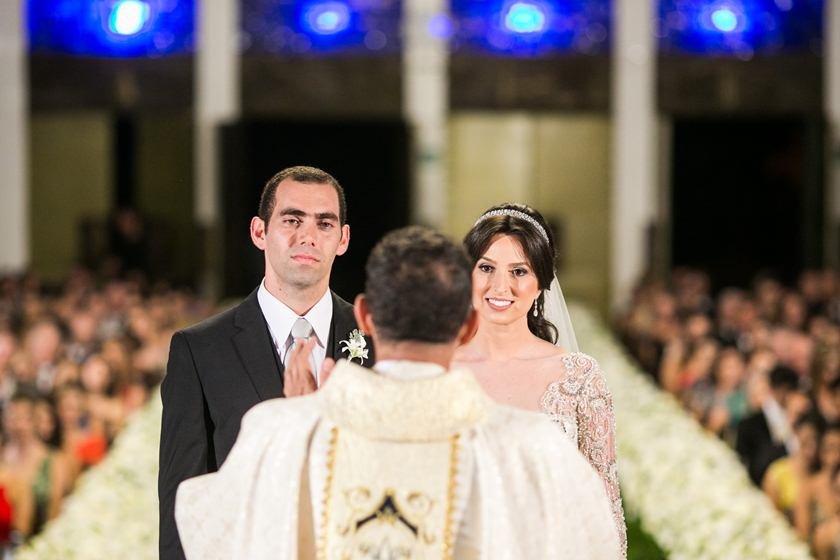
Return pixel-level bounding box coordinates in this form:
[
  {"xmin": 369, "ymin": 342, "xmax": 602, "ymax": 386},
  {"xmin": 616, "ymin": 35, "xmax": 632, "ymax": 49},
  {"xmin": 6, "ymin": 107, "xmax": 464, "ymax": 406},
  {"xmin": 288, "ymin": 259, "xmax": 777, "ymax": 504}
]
[
  {"xmin": 403, "ymin": 0, "xmax": 449, "ymax": 228},
  {"xmin": 0, "ymin": 1, "xmax": 29, "ymax": 271},
  {"xmin": 610, "ymin": 0, "xmax": 657, "ymax": 309},
  {"xmin": 195, "ymin": 0, "xmax": 240, "ymax": 295}
]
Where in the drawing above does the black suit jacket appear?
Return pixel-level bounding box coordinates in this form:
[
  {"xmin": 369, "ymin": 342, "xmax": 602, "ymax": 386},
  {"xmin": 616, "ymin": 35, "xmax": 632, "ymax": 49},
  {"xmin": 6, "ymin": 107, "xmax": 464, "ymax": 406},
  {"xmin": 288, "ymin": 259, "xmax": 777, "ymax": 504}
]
[
  {"xmin": 735, "ymin": 410, "xmax": 788, "ymax": 486},
  {"xmin": 158, "ymin": 288, "xmax": 365, "ymax": 560}
]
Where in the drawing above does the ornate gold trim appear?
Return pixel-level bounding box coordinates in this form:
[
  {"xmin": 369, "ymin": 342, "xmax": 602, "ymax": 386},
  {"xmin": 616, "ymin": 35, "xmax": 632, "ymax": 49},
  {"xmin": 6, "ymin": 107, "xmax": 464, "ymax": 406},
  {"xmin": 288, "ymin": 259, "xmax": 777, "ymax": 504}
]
[
  {"xmin": 316, "ymin": 425, "xmax": 339, "ymax": 560},
  {"xmin": 441, "ymin": 433, "xmax": 461, "ymax": 560}
]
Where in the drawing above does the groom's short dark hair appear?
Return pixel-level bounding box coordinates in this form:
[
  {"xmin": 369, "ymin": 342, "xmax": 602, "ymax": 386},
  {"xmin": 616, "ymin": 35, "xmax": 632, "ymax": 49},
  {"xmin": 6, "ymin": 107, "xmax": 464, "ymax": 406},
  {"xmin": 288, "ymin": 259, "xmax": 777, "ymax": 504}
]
[
  {"xmin": 365, "ymin": 226, "xmax": 472, "ymax": 343},
  {"xmin": 259, "ymin": 165, "xmax": 347, "ymax": 226}
]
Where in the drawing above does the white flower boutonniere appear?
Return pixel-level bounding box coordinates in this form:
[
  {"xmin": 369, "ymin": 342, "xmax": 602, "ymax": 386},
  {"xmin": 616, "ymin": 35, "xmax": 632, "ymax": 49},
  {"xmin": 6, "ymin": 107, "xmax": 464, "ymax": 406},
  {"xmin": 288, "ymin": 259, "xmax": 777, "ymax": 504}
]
[{"xmin": 340, "ymin": 329, "xmax": 369, "ymax": 364}]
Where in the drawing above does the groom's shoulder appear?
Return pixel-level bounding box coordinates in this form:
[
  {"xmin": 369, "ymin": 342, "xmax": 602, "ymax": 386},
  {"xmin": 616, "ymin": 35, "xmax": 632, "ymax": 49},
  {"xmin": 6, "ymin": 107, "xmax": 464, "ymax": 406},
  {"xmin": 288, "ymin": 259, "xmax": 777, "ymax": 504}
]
[
  {"xmin": 179, "ymin": 290, "xmax": 259, "ymax": 339},
  {"xmin": 331, "ymin": 291, "xmax": 354, "ymax": 314}
]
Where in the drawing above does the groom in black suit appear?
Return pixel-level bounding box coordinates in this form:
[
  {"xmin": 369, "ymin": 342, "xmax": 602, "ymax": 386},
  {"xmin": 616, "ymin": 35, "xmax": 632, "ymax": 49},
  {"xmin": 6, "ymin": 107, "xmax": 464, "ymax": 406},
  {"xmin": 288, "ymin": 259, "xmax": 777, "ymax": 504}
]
[{"xmin": 158, "ymin": 166, "xmax": 368, "ymax": 560}]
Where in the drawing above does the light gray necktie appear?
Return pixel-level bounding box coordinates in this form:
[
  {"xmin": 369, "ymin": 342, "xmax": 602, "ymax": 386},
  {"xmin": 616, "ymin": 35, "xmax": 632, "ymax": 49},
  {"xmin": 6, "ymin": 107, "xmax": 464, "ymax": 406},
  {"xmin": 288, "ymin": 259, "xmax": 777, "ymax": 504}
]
[
  {"xmin": 287, "ymin": 317, "xmax": 318, "ymax": 384},
  {"xmin": 290, "ymin": 317, "xmax": 314, "ymax": 342}
]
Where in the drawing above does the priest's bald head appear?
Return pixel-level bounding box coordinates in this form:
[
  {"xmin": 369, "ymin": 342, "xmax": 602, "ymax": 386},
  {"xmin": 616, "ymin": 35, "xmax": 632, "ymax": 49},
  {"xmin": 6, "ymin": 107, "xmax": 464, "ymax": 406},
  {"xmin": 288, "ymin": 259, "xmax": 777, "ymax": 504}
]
[{"xmin": 353, "ymin": 226, "xmax": 477, "ymax": 366}]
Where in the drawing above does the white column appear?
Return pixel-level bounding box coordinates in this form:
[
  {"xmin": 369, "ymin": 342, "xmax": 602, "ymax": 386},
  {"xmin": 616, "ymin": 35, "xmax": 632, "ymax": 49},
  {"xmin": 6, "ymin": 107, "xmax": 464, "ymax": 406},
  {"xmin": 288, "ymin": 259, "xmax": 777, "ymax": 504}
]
[
  {"xmin": 825, "ymin": 1, "xmax": 840, "ymax": 266},
  {"xmin": 610, "ymin": 0, "xmax": 657, "ymax": 309},
  {"xmin": 195, "ymin": 0, "xmax": 239, "ymax": 294},
  {"xmin": 195, "ymin": 0, "xmax": 239, "ymax": 225},
  {"xmin": 403, "ymin": 0, "xmax": 449, "ymax": 228},
  {"xmin": 0, "ymin": 1, "xmax": 29, "ymax": 272}
]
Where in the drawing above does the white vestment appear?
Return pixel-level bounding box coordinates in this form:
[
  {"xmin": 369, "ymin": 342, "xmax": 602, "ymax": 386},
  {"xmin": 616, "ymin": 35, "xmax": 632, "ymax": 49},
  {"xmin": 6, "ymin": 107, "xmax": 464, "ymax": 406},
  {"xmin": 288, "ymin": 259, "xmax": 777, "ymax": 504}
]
[{"xmin": 175, "ymin": 360, "xmax": 620, "ymax": 559}]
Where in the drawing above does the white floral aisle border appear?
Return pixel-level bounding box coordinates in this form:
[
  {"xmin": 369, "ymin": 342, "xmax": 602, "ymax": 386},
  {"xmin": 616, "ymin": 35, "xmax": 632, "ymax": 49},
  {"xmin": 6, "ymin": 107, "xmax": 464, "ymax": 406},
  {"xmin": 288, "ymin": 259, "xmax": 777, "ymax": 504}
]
[
  {"xmin": 569, "ymin": 304, "xmax": 812, "ymax": 560},
  {"xmin": 17, "ymin": 389, "xmax": 161, "ymax": 560},
  {"xmin": 18, "ymin": 307, "xmax": 812, "ymax": 559}
]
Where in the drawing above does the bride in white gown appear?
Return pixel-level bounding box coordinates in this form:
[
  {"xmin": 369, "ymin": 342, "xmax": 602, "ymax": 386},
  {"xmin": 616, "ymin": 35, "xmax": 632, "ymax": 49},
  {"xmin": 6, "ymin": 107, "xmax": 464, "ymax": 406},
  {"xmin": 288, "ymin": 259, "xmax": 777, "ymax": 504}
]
[{"xmin": 453, "ymin": 203, "xmax": 627, "ymax": 555}]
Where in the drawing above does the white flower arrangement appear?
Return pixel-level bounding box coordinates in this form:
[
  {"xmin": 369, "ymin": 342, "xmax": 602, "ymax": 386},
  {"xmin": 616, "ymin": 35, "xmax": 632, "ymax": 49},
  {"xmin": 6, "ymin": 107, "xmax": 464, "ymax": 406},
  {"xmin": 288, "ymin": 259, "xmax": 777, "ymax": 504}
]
[
  {"xmin": 17, "ymin": 389, "xmax": 162, "ymax": 560},
  {"xmin": 569, "ymin": 304, "xmax": 813, "ymax": 560},
  {"xmin": 340, "ymin": 328, "xmax": 369, "ymax": 364},
  {"xmin": 17, "ymin": 307, "xmax": 812, "ymax": 559}
]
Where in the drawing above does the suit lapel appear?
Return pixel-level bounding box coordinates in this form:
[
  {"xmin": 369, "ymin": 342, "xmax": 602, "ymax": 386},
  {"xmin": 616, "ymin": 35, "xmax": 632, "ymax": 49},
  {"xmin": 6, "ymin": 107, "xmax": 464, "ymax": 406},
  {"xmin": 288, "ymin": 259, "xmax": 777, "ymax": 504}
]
[
  {"xmin": 328, "ymin": 292, "xmax": 375, "ymax": 364},
  {"xmin": 232, "ymin": 290, "xmax": 285, "ymax": 401},
  {"xmin": 329, "ymin": 292, "xmax": 357, "ymax": 361}
]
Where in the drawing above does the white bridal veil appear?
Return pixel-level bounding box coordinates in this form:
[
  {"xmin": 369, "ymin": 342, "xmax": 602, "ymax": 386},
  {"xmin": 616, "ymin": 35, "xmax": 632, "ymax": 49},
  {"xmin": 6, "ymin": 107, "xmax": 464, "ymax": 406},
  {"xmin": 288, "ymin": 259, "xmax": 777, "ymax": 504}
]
[{"xmin": 544, "ymin": 274, "xmax": 579, "ymax": 353}]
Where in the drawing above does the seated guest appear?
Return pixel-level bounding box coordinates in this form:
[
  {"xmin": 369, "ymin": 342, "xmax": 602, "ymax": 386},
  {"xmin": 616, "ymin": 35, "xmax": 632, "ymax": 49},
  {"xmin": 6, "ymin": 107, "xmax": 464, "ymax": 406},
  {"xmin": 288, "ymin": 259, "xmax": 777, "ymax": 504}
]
[
  {"xmin": 1, "ymin": 392, "xmax": 70, "ymax": 534},
  {"xmin": 0, "ymin": 460, "xmax": 33, "ymax": 549},
  {"xmin": 175, "ymin": 226, "xmax": 621, "ymax": 559},
  {"xmin": 55, "ymin": 383, "xmax": 108, "ymax": 481},
  {"xmin": 813, "ymin": 464, "xmax": 840, "ymax": 560},
  {"xmin": 685, "ymin": 347, "xmax": 748, "ymax": 443},
  {"xmin": 795, "ymin": 423, "xmax": 840, "ymax": 542},
  {"xmin": 763, "ymin": 413, "xmax": 820, "ymax": 520},
  {"xmin": 736, "ymin": 366, "xmax": 800, "ymax": 485}
]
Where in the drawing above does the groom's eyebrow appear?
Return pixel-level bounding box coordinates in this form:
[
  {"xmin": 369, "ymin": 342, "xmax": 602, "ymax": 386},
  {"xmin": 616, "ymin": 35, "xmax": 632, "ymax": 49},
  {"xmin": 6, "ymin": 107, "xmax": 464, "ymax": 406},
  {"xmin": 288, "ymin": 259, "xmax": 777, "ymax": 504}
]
[
  {"xmin": 315, "ymin": 212, "xmax": 339, "ymax": 221},
  {"xmin": 278, "ymin": 208, "xmax": 338, "ymax": 221}
]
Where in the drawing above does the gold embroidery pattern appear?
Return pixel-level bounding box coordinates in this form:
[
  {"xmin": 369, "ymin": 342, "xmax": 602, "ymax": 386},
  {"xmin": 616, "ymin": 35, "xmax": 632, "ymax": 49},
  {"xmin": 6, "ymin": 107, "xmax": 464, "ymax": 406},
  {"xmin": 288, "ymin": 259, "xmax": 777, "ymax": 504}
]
[
  {"xmin": 442, "ymin": 433, "xmax": 460, "ymax": 560},
  {"xmin": 319, "ymin": 430, "xmax": 462, "ymax": 559},
  {"xmin": 316, "ymin": 426, "xmax": 339, "ymax": 560}
]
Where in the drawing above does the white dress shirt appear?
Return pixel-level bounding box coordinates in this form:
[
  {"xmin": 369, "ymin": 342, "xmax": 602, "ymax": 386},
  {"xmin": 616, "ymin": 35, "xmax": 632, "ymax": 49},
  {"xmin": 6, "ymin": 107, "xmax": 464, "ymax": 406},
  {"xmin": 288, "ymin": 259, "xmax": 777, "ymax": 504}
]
[{"xmin": 257, "ymin": 280, "xmax": 333, "ymax": 384}]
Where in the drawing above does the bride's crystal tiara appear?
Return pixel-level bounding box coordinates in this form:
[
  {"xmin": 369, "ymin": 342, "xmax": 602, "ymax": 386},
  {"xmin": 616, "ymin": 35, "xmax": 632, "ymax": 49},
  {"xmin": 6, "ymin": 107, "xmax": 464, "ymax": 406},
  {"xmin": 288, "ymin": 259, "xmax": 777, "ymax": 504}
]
[{"xmin": 474, "ymin": 208, "xmax": 550, "ymax": 243}]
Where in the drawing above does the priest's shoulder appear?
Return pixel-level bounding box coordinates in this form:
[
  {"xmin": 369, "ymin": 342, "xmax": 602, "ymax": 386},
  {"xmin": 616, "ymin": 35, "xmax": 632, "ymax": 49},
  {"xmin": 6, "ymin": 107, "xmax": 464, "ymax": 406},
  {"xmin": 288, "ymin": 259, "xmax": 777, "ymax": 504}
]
[
  {"xmin": 485, "ymin": 404, "xmax": 580, "ymax": 454},
  {"xmin": 241, "ymin": 393, "xmax": 322, "ymax": 428}
]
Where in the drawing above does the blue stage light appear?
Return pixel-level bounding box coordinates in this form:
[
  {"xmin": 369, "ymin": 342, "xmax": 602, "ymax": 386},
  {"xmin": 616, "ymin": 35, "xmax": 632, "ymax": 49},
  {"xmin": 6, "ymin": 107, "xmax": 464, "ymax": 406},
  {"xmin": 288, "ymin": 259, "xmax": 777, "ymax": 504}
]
[
  {"xmin": 503, "ymin": 2, "xmax": 546, "ymax": 34},
  {"xmin": 109, "ymin": 0, "xmax": 150, "ymax": 36},
  {"xmin": 451, "ymin": 0, "xmax": 611, "ymax": 56},
  {"xmin": 303, "ymin": 2, "xmax": 351, "ymax": 36},
  {"xmin": 28, "ymin": 0, "xmax": 195, "ymax": 57},
  {"xmin": 243, "ymin": 0, "xmax": 399, "ymax": 55},
  {"xmin": 658, "ymin": 0, "xmax": 823, "ymax": 56},
  {"xmin": 710, "ymin": 7, "xmax": 739, "ymax": 32}
]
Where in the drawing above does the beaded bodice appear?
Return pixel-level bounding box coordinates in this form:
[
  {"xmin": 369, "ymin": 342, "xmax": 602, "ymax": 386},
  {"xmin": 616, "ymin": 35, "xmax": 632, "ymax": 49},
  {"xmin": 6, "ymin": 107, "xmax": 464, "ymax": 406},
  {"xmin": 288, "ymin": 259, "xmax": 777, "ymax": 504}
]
[{"xmin": 539, "ymin": 352, "xmax": 627, "ymax": 556}]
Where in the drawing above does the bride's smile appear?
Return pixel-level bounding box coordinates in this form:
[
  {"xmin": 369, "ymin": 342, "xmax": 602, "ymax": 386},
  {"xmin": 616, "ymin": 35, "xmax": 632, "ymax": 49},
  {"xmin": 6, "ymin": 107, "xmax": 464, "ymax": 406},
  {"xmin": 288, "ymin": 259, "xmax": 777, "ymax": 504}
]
[{"xmin": 473, "ymin": 234, "xmax": 540, "ymax": 324}]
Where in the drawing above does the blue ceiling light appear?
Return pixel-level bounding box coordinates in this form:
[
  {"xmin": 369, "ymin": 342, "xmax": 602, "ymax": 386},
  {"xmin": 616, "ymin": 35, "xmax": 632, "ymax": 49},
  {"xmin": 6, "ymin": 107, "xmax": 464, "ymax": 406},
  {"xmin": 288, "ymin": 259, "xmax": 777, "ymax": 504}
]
[
  {"xmin": 303, "ymin": 2, "xmax": 351, "ymax": 36},
  {"xmin": 503, "ymin": 2, "xmax": 546, "ymax": 34},
  {"xmin": 28, "ymin": 0, "xmax": 195, "ymax": 57},
  {"xmin": 243, "ymin": 0, "xmax": 400, "ymax": 55},
  {"xmin": 451, "ymin": 0, "xmax": 610, "ymax": 57},
  {"xmin": 108, "ymin": 0, "xmax": 150, "ymax": 36},
  {"xmin": 710, "ymin": 7, "xmax": 739, "ymax": 32},
  {"xmin": 658, "ymin": 0, "xmax": 824, "ymax": 56}
]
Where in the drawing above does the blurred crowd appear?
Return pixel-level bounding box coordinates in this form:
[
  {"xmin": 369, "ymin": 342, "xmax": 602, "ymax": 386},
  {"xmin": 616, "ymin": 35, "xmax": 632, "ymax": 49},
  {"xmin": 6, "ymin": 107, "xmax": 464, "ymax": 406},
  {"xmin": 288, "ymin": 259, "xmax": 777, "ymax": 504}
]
[
  {"xmin": 618, "ymin": 268, "xmax": 840, "ymax": 559},
  {"xmin": 0, "ymin": 268, "xmax": 213, "ymax": 552}
]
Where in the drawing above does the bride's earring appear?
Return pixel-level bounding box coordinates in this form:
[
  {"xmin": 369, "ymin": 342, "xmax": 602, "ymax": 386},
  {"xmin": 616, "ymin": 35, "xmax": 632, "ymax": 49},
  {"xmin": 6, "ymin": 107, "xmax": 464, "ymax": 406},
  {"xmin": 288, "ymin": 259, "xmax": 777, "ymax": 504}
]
[{"xmin": 532, "ymin": 299, "xmax": 539, "ymax": 317}]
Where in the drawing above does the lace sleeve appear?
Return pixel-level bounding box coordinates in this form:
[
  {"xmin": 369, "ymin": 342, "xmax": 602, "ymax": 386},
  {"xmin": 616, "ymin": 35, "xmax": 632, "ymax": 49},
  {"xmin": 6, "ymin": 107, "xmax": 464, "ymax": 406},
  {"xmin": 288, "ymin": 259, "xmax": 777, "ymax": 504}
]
[{"xmin": 575, "ymin": 355, "xmax": 627, "ymax": 557}]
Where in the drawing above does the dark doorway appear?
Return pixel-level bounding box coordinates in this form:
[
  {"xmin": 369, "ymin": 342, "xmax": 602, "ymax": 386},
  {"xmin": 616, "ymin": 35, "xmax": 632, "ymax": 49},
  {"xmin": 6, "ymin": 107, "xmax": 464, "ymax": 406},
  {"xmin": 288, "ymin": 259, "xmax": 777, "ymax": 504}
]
[
  {"xmin": 671, "ymin": 117, "xmax": 823, "ymax": 290},
  {"xmin": 220, "ymin": 119, "xmax": 411, "ymax": 300}
]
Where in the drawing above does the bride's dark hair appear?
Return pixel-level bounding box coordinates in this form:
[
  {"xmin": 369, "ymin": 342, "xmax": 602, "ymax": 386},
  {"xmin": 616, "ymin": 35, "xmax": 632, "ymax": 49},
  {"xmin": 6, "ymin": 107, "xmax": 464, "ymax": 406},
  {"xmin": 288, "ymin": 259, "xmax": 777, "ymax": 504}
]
[{"xmin": 464, "ymin": 203, "xmax": 558, "ymax": 344}]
